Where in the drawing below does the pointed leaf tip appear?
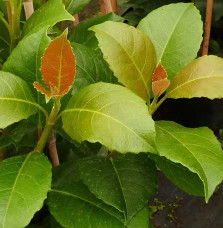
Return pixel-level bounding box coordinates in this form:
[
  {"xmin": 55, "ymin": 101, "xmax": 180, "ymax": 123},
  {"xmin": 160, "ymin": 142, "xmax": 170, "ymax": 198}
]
[
  {"xmin": 36, "ymin": 29, "xmax": 76, "ymax": 98},
  {"xmin": 152, "ymin": 63, "xmax": 170, "ymax": 97}
]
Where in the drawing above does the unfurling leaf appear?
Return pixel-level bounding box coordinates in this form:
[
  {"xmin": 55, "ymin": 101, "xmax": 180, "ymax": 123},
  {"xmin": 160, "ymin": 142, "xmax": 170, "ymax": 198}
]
[
  {"xmin": 152, "ymin": 63, "xmax": 170, "ymax": 97},
  {"xmin": 34, "ymin": 29, "xmax": 76, "ymax": 99}
]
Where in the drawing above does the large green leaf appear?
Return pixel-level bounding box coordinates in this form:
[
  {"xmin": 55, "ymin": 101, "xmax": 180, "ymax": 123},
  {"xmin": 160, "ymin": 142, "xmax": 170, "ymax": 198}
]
[
  {"xmin": 166, "ymin": 55, "xmax": 223, "ymax": 99},
  {"xmin": 48, "ymin": 180, "xmax": 125, "ymax": 228},
  {"xmin": 150, "ymin": 154, "xmax": 204, "ymax": 197},
  {"xmin": 0, "ymin": 152, "xmax": 52, "ymax": 228},
  {"xmin": 0, "ymin": 72, "xmax": 42, "ymax": 129},
  {"xmin": 91, "ymin": 21, "xmax": 156, "ymax": 100},
  {"xmin": 62, "ymin": 82, "xmax": 156, "ymax": 154},
  {"xmin": 68, "ymin": 13, "xmax": 123, "ymax": 49},
  {"xmin": 138, "ymin": 3, "xmax": 203, "ymax": 80},
  {"xmin": 155, "ymin": 121, "xmax": 223, "ymax": 202},
  {"xmin": 23, "ymin": 0, "xmax": 74, "ymax": 36},
  {"xmin": 79, "ymin": 153, "xmax": 157, "ymax": 222},
  {"xmin": 65, "ymin": 0, "xmax": 91, "ymax": 15},
  {"xmin": 71, "ymin": 42, "xmax": 116, "ymax": 94}
]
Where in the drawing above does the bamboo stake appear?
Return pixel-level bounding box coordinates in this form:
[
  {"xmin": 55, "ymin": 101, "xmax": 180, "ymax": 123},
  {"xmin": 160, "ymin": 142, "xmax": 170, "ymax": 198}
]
[
  {"xmin": 100, "ymin": 0, "xmax": 113, "ymax": 14},
  {"xmin": 202, "ymin": 0, "xmax": 213, "ymax": 55},
  {"xmin": 23, "ymin": 0, "xmax": 34, "ymax": 20},
  {"xmin": 73, "ymin": 14, "xmax": 79, "ymax": 26},
  {"xmin": 48, "ymin": 132, "xmax": 60, "ymax": 167},
  {"xmin": 111, "ymin": 0, "xmax": 117, "ymax": 13}
]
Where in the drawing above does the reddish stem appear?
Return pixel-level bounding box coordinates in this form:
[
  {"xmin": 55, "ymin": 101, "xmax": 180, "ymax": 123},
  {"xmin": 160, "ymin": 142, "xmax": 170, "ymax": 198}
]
[
  {"xmin": 23, "ymin": 0, "xmax": 34, "ymax": 20},
  {"xmin": 111, "ymin": 0, "xmax": 117, "ymax": 13},
  {"xmin": 6, "ymin": 2, "xmax": 12, "ymax": 29},
  {"xmin": 48, "ymin": 132, "xmax": 60, "ymax": 167},
  {"xmin": 73, "ymin": 14, "xmax": 79, "ymax": 26},
  {"xmin": 100, "ymin": 0, "xmax": 113, "ymax": 14},
  {"xmin": 202, "ymin": 0, "xmax": 213, "ymax": 55}
]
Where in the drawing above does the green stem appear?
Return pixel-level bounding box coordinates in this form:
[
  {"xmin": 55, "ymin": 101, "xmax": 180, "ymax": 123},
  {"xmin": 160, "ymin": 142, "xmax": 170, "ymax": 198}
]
[
  {"xmin": 34, "ymin": 99, "xmax": 61, "ymax": 153},
  {"xmin": 9, "ymin": 0, "xmax": 23, "ymax": 52},
  {"xmin": 149, "ymin": 95, "xmax": 167, "ymax": 116}
]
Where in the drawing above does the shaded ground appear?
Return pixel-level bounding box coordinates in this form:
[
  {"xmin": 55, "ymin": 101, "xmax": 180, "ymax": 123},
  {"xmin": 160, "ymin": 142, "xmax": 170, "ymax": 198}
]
[{"xmin": 150, "ymin": 174, "xmax": 223, "ymax": 228}]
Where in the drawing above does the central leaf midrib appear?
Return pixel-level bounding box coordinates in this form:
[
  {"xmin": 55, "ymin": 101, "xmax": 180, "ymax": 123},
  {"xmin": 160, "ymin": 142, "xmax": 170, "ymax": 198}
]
[
  {"xmin": 50, "ymin": 189, "xmax": 124, "ymax": 223},
  {"xmin": 157, "ymin": 5, "xmax": 190, "ymax": 62},
  {"xmin": 63, "ymin": 108, "xmax": 151, "ymax": 148},
  {"xmin": 167, "ymin": 75, "xmax": 223, "ymax": 97},
  {"xmin": 110, "ymin": 158, "xmax": 127, "ymax": 222}
]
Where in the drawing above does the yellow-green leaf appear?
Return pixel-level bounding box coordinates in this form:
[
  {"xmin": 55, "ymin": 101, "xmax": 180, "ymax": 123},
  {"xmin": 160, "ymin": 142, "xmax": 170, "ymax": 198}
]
[
  {"xmin": 166, "ymin": 55, "xmax": 223, "ymax": 99},
  {"xmin": 91, "ymin": 21, "xmax": 156, "ymax": 101}
]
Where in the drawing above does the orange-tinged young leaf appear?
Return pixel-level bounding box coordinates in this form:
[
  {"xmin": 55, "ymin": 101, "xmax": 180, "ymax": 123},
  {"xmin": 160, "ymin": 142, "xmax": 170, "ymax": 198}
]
[
  {"xmin": 34, "ymin": 82, "xmax": 52, "ymax": 97},
  {"xmin": 34, "ymin": 29, "xmax": 76, "ymax": 98},
  {"xmin": 152, "ymin": 63, "xmax": 170, "ymax": 97},
  {"xmin": 152, "ymin": 63, "xmax": 168, "ymax": 82}
]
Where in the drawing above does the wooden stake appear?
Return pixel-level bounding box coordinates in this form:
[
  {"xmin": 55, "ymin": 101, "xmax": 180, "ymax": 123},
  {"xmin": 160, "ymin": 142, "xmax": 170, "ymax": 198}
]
[
  {"xmin": 100, "ymin": 0, "xmax": 113, "ymax": 15},
  {"xmin": 111, "ymin": 0, "xmax": 117, "ymax": 13},
  {"xmin": 48, "ymin": 132, "xmax": 60, "ymax": 167},
  {"xmin": 73, "ymin": 14, "xmax": 79, "ymax": 26},
  {"xmin": 23, "ymin": 0, "xmax": 34, "ymax": 20},
  {"xmin": 202, "ymin": 0, "xmax": 213, "ymax": 55}
]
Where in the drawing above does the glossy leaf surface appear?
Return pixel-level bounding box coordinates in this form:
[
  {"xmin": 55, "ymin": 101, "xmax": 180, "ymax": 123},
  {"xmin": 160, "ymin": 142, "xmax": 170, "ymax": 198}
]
[
  {"xmin": 48, "ymin": 180, "xmax": 125, "ymax": 228},
  {"xmin": 23, "ymin": 0, "xmax": 74, "ymax": 36},
  {"xmin": 3, "ymin": 28, "xmax": 50, "ymax": 106},
  {"xmin": 71, "ymin": 42, "xmax": 116, "ymax": 94},
  {"xmin": 166, "ymin": 55, "xmax": 223, "ymax": 99},
  {"xmin": 68, "ymin": 13, "xmax": 123, "ymax": 49},
  {"xmin": 0, "ymin": 153, "xmax": 52, "ymax": 228},
  {"xmin": 0, "ymin": 72, "xmax": 39, "ymax": 129},
  {"xmin": 91, "ymin": 21, "xmax": 156, "ymax": 100},
  {"xmin": 155, "ymin": 121, "xmax": 223, "ymax": 202},
  {"xmin": 62, "ymin": 82, "xmax": 156, "ymax": 154},
  {"xmin": 34, "ymin": 30, "xmax": 76, "ymax": 97},
  {"xmin": 79, "ymin": 153, "xmax": 158, "ymax": 222},
  {"xmin": 138, "ymin": 3, "xmax": 203, "ymax": 79}
]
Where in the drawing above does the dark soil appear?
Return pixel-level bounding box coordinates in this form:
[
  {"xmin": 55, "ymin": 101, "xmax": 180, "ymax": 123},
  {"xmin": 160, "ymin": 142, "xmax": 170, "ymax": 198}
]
[{"xmin": 150, "ymin": 174, "xmax": 223, "ymax": 228}]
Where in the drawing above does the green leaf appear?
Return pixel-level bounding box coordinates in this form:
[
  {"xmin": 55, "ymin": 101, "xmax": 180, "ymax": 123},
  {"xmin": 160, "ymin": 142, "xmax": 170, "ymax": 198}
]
[
  {"xmin": 155, "ymin": 121, "xmax": 223, "ymax": 202},
  {"xmin": 62, "ymin": 82, "xmax": 156, "ymax": 154},
  {"xmin": 65, "ymin": 0, "xmax": 91, "ymax": 15},
  {"xmin": 3, "ymin": 28, "xmax": 50, "ymax": 104},
  {"xmin": 138, "ymin": 3, "xmax": 203, "ymax": 80},
  {"xmin": 91, "ymin": 21, "xmax": 156, "ymax": 100},
  {"xmin": 68, "ymin": 13, "xmax": 123, "ymax": 49},
  {"xmin": 48, "ymin": 180, "xmax": 125, "ymax": 228},
  {"xmin": 149, "ymin": 154, "xmax": 204, "ymax": 197},
  {"xmin": 23, "ymin": 0, "xmax": 74, "ymax": 36},
  {"xmin": 0, "ymin": 72, "xmax": 41, "ymax": 129},
  {"xmin": 0, "ymin": 121, "xmax": 28, "ymax": 149},
  {"xmin": 71, "ymin": 42, "xmax": 116, "ymax": 94},
  {"xmin": 79, "ymin": 153, "xmax": 158, "ymax": 222},
  {"xmin": 0, "ymin": 152, "xmax": 52, "ymax": 228},
  {"xmin": 127, "ymin": 206, "xmax": 151, "ymax": 228},
  {"xmin": 166, "ymin": 55, "xmax": 223, "ymax": 99}
]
